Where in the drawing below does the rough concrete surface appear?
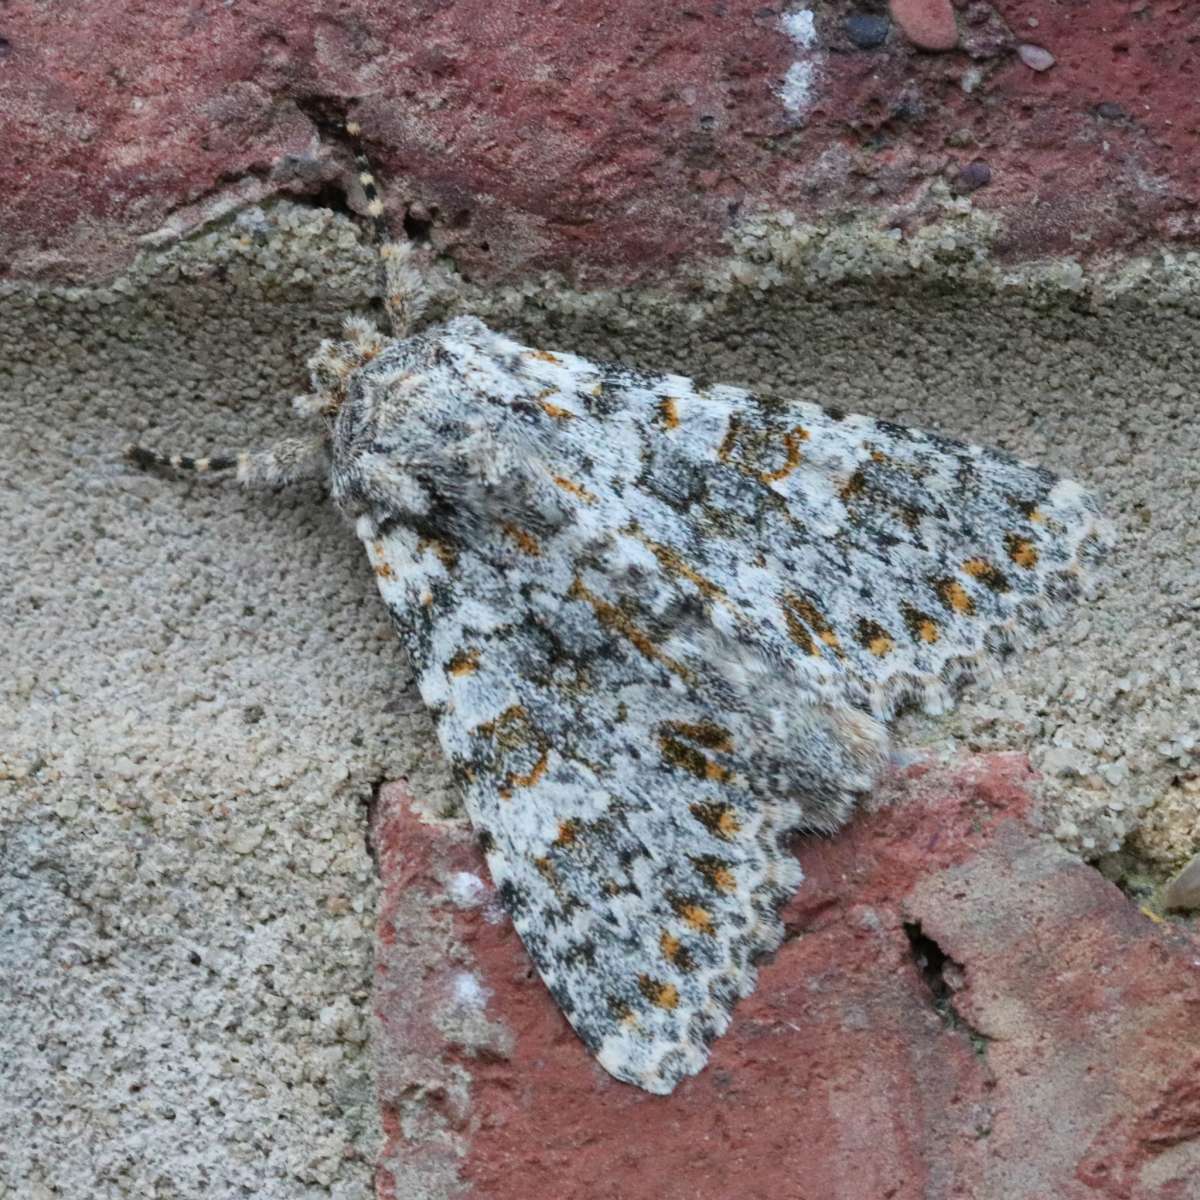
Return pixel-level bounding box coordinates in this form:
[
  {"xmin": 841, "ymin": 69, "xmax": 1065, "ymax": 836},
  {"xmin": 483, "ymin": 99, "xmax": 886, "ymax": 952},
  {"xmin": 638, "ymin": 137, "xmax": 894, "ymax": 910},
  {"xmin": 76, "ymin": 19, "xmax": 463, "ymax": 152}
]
[
  {"xmin": 373, "ymin": 756, "xmax": 1200, "ymax": 1199},
  {"xmin": 2, "ymin": 204, "xmax": 1198, "ymax": 1197}
]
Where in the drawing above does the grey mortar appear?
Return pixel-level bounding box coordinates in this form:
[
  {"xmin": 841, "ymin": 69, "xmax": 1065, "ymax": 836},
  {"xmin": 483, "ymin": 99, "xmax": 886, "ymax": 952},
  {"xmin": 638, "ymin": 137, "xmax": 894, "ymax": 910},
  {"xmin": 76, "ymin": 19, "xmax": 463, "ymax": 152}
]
[{"xmin": 1, "ymin": 200, "xmax": 1197, "ymax": 1199}]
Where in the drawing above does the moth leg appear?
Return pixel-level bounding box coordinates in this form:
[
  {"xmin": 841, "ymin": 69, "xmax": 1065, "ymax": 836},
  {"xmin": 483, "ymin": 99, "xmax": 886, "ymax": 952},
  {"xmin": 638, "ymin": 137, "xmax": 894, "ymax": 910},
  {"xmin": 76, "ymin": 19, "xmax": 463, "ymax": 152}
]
[
  {"xmin": 126, "ymin": 436, "xmax": 328, "ymax": 488},
  {"xmin": 379, "ymin": 240, "xmax": 430, "ymax": 339},
  {"xmin": 236, "ymin": 436, "xmax": 330, "ymax": 487},
  {"xmin": 344, "ymin": 120, "xmax": 429, "ymax": 339}
]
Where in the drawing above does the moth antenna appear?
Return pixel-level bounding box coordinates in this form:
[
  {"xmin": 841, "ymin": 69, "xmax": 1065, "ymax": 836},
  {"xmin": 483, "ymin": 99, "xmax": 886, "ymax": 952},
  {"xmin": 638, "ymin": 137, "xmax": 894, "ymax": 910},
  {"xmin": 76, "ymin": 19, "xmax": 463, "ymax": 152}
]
[
  {"xmin": 126, "ymin": 436, "xmax": 328, "ymax": 489},
  {"xmin": 345, "ymin": 119, "xmax": 430, "ymax": 339}
]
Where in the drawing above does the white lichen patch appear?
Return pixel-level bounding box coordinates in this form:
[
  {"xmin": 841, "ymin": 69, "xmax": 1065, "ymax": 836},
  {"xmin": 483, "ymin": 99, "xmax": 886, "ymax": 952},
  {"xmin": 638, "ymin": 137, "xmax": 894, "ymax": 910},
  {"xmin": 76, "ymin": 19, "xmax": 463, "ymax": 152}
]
[
  {"xmin": 777, "ymin": 8, "xmax": 822, "ymax": 117},
  {"xmin": 779, "ymin": 8, "xmax": 817, "ymax": 48},
  {"xmin": 446, "ymin": 870, "xmax": 489, "ymax": 908},
  {"xmin": 451, "ymin": 972, "xmax": 490, "ymax": 1011}
]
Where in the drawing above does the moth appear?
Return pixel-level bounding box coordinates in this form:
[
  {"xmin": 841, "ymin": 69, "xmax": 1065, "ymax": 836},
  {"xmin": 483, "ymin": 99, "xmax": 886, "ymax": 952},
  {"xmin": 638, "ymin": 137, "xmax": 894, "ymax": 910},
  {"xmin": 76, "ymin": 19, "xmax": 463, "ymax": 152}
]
[{"xmin": 130, "ymin": 152, "xmax": 1111, "ymax": 1095}]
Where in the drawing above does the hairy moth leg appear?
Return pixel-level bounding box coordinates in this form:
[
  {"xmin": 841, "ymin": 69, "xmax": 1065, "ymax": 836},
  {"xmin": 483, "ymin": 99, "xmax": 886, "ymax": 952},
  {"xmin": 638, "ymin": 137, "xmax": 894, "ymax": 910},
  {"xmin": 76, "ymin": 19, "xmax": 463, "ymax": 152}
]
[
  {"xmin": 126, "ymin": 435, "xmax": 328, "ymax": 488},
  {"xmin": 344, "ymin": 119, "xmax": 430, "ymax": 339}
]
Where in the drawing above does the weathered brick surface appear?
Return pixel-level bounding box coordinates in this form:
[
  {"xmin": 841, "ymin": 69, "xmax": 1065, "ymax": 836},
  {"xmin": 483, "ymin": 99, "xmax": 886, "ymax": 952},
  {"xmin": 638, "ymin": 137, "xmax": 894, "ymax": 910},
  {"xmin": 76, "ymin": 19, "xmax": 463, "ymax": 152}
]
[{"xmin": 3, "ymin": 1, "xmax": 1197, "ymax": 281}]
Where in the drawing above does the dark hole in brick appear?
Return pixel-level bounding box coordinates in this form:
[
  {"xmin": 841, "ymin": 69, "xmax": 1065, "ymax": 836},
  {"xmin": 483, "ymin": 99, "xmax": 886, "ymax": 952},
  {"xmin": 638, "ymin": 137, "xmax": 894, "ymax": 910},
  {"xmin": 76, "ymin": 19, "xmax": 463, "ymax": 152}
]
[
  {"xmin": 903, "ymin": 920, "xmax": 952, "ymax": 1005},
  {"xmin": 361, "ymin": 777, "xmax": 387, "ymax": 872},
  {"xmin": 403, "ymin": 207, "xmax": 438, "ymax": 242}
]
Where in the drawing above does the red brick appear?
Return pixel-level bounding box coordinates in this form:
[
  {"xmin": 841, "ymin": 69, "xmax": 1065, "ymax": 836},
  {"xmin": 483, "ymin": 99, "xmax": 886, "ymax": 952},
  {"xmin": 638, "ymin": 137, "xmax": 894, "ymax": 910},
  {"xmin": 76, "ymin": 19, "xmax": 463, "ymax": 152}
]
[{"xmin": 2, "ymin": 2, "xmax": 1198, "ymax": 281}]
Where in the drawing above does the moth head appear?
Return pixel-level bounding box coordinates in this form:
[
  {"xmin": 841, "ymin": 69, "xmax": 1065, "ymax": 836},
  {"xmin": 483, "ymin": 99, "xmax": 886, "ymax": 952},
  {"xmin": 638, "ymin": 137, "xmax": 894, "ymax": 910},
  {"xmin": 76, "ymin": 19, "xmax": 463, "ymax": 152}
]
[{"xmin": 297, "ymin": 316, "xmax": 388, "ymax": 419}]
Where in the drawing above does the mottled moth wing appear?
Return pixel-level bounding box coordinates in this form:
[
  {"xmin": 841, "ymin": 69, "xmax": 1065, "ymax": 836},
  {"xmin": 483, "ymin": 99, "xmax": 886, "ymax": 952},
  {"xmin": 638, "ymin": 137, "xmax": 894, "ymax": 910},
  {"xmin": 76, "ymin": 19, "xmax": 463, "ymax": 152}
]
[{"xmin": 347, "ymin": 316, "xmax": 1109, "ymax": 1093}]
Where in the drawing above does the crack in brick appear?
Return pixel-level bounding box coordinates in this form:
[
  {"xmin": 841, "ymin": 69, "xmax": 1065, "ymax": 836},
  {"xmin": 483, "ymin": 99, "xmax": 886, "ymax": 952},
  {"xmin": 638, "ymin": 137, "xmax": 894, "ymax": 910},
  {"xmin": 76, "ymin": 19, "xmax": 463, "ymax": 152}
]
[
  {"xmin": 362, "ymin": 777, "xmax": 386, "ymax": 875},
  {"xmin": 903, "ymin": 920, "xmax": 991, "ymax": 1058}
]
